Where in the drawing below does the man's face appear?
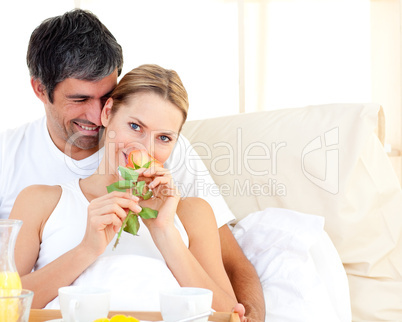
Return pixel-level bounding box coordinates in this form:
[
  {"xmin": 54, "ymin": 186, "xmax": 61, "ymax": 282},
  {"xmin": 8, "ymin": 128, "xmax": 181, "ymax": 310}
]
[{"xmin": 43, "ymin": 70, "xmax": 118, "ymax": 160}]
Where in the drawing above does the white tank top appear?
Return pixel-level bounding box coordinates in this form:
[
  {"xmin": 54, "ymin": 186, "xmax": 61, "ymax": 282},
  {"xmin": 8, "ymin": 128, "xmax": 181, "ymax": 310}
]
[{"xmin": 37, "ymin": 178, "xmax": 190, "ymax": 311}]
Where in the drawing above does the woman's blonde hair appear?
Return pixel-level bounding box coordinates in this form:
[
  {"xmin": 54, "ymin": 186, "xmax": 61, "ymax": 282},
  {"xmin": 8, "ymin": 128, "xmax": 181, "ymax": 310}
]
[{"xmin": 110, "ymin": 64, "xmax": 189, "ymax": 129}]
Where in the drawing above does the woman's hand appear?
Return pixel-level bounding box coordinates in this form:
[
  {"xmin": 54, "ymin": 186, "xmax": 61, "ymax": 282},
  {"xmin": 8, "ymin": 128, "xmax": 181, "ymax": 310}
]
[
  {"xmin": 80, "ymin": 191, "xmax": 142, "ymax": 256},
  {"xmin": 233, "ymin": 303, "xmax": 247, "ymax": 322},
  {"xmin": 136, "ymin": 166, "xmax": 181, "ymax": 233}
]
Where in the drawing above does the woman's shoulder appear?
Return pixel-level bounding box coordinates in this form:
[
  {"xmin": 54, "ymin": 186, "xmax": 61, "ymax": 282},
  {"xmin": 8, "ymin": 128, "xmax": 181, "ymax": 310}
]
[
  {"xmin": 10, "ymin": 184, "xmax": 62, "ymax": 221},
  {"xmin": 18, "ymin": 184, "xmax": 62, "ymax": 202}
]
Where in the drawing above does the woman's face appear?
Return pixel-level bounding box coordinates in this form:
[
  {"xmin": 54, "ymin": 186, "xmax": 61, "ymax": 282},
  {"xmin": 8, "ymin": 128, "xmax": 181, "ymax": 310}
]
[{"xmin": 101, "ymin": 91, "xmax": 184, "ymax": 173}]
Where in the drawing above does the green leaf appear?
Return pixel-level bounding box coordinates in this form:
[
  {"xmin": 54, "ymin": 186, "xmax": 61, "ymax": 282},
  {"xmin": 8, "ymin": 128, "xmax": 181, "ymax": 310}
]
[
  {"xmin": 107, "ymin": 180, "xmax": 135, "ymax": 193},
  {"xmin": 118, "ymin": 166, "xmax": 139, "ymax": 181},
  {"xmin": 135, "ymin": 181, "xmax": 146, "ymax": 196},
  {"xmin": 142, "ymin": 161, "xmax": 152, "ymax": 169},
  {"xmin": 142, "ymin": 190, "xmax": 153, "ymax": 200},
  {"xmin": 124, "ymin": 211, "xmax": 140, "ymax": 235},
  {"xmin": 138, "ymin": 207, "xmax": 158, "ymax": 219}
]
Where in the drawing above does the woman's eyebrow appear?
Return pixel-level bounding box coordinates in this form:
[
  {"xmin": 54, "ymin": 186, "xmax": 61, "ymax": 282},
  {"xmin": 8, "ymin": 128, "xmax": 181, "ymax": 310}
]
[{"xmin": 129, "ymin": 117, "xmax": 147, "ymax": 128}]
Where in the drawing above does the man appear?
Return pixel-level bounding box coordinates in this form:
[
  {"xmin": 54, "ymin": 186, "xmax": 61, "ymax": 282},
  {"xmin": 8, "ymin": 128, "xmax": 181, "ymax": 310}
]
[{"xmin": 0, "ymin": 9, "xmax": 264, "ymax": 320}]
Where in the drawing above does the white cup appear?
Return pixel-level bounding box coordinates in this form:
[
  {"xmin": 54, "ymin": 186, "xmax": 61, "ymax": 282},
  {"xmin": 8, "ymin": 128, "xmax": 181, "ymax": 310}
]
[
  {"xmin": 159, "ymin": 287, "xmax": 213, "ymax": 322},
  {"xmin": 58, "ymin": 286, "xmax": 110, "ymax": 322}
]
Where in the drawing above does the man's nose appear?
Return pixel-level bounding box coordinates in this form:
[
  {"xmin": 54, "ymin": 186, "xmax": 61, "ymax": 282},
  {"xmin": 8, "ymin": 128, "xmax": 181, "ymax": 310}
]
[{"xmin": 85, "ymin": 99, "xmax": 103, "ymax": 125}]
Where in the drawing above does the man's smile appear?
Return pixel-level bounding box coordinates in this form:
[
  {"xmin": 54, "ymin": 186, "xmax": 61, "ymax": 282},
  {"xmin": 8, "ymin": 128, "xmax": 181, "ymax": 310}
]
[{"xmin": 73, "ymin": 121, "xmax": 100, "ymax": 133}]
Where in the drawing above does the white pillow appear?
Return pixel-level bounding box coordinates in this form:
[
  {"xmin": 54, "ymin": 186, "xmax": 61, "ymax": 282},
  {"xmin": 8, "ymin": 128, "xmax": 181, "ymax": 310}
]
[{"xmin": 232, "ymin": 208, "xmax": 351, "ymax": 322}]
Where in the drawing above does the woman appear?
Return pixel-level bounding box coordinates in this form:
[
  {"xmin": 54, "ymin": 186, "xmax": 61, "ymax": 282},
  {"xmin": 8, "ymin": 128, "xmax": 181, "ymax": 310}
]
[{"xmin": 10, "ymin": 64, "xmax": 238, "ymax": 312}]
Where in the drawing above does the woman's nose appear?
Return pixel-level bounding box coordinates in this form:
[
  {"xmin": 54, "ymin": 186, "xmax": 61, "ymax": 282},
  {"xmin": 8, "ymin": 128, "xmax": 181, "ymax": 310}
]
[
  {"xmin": 138, "ymin": 139, "xmax": 154, "ymax": 155},
  {"xmin": 127, "ymin": 137, "xmax": 154, "ymax": 155}
]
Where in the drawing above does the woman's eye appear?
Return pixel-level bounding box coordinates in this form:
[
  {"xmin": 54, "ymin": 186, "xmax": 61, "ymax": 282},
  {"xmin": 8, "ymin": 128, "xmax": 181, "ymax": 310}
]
[
  {"xmin": 130, "ymin": 123, "xmax": 140, "ymax": 131},
  {"xmin": 160, "ymin": 135, "xmax": 171, "ymax": 142}
]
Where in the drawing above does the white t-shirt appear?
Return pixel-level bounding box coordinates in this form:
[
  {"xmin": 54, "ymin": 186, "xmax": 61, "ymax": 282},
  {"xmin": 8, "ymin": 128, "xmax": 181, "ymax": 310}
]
[{"xmin": 0, "ymin": 116, "xmax": 235, "ymax": 226}]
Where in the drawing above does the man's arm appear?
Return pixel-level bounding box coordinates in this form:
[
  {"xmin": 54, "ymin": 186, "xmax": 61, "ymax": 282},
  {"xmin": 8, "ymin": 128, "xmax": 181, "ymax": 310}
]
[{"xmin": 219, "ymin": 224, "xmax": 265, "ymax": 321}]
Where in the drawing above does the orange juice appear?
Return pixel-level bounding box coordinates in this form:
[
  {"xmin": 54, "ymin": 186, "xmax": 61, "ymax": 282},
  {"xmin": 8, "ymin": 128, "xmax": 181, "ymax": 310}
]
[
  {"xmin": 0, "ymin": 271, "xmax": 22, "ymax": 290},
  {"xmin": 0, "ymin": 219, "xmax": 24, "ymax": 321},
  {"xmin": 0, "ymin": 271, "xmax": 22, "ymax": 321}
]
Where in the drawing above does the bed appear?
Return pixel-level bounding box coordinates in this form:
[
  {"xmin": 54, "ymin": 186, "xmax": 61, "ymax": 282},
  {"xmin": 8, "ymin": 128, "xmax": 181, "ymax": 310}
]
[{"xmin": 181, "ymin": 103, "xmax": 402, "ymax": 321}]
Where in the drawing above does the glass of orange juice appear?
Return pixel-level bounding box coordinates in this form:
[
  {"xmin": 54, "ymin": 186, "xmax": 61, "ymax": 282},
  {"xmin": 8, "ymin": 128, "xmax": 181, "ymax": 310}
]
[
  {"xmin": 0, "ymin": 271, "xmax": 22, "ymax": 290},
  {"xmin": 0, "ymin": 219, "xmax": 23, "ymax": 291},
  {"xmin": 0, "ymin": 289, "xmax": 33, "ymax": 322},
  {"xmin": 0, "ymin": 219, "xmax": 27, "ymax": 321}
]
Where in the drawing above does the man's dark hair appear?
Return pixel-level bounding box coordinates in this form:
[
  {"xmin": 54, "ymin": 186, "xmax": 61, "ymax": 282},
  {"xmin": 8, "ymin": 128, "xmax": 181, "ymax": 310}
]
[{"xmin": 27, "ymin": 9, "xmax": 123, "ymax": 102}]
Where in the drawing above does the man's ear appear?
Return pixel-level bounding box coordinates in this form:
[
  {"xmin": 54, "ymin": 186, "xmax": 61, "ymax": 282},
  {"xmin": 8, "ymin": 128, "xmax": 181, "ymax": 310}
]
[
  {"xmin": 30, "ymin": 78, "xmax": 49, "ymax": 104},
  {"xmin": 101, "ymin": 98, "xmax": 114, "ymax": 127}
]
